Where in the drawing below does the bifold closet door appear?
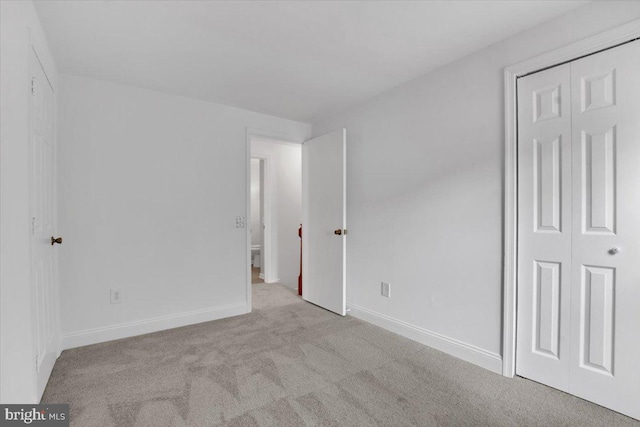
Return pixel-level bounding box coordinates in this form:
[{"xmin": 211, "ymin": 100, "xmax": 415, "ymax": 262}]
[
  {"xmin": 516, "ymin": 63, "xmax": 573, "ymax": 393},
  {"xmin": 517, "ymin": 40, "xmax": 640, "ymax": 420},
  {"xmin": 568, "ymin": 40, "xmax": 640, "ymax": 420}
]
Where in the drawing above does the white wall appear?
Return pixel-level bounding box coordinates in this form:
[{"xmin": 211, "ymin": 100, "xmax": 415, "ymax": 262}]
[
  {"xmin": 0, "ymin": 0, "xmax": 60, "ymax": 403},
  {"xmin": 312, "ymin": 2, "xmax": 640, "ymax": 372},
  {"xmin": 251, "ymin": 139, "xmax": 302, "ymax": 288},
  {"xmin": 58, "ymin": 75, "xmax": 310, "ymax": 348},
  {"xmin": 250, "ymin": 159, "xmax": 262, "ymax": 248}
]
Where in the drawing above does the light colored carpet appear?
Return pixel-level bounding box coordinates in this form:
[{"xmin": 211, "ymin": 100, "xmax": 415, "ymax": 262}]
[
  {"xmin": 42, "ymin": 283, "xmax": 639, "ymax": 426},
  {"xmin": 251, "ymin": 267, "xmax": 264, "ymax": 284},
  {"xmin": 252, "ymin": 282, "xmax": 301, "ymax": 311}
]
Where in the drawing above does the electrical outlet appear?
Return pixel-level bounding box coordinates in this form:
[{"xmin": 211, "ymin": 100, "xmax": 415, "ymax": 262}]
[
  {"xmin": 381, "ymin": 282, "xmax": 391, "ymax": 298},
  {"xmin": 110, "ymin": 289, "xmax": 122, "ymax": 304}
]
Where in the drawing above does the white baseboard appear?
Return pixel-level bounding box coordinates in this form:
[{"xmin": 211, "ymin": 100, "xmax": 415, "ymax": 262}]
[
  {"xmin": 62, "ymin": 302, "xmax": 249, "ymax": 350},
  {"xmin": 36, "ymin": 348, "xmax": 58, "ymax": 402},
  {"xmin": 347, "ymin": 303, "xmax": 502, "ymax": 374}
]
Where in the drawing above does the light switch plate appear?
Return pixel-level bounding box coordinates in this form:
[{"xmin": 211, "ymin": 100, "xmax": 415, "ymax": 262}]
[
  {"xmin": 381, "ymin": 282, "xmax": 390, "ymax": 298},
  {"xmin": 110, "ymin": 289, "xmax": 122, "ymax": 304}
]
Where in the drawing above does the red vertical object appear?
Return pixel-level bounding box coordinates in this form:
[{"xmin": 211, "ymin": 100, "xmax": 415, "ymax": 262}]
[{"xmin": 298, "ymin": 224, "xmax": 302, "ymax": 295}]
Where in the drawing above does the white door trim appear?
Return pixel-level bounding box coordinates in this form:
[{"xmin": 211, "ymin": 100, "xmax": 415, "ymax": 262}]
[
  {"xmin": 502, "ymin": 19, "xmax": 640, "ymax": 378},
  {"xmin": 245, "ymin": 128, "xmax": 303, "ymax": 311}
]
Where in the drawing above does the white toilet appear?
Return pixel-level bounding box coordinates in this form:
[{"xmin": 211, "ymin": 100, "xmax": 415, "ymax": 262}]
[{"xmin": 251, "ymin": 244, "xmax": 261, "ymax": 267}]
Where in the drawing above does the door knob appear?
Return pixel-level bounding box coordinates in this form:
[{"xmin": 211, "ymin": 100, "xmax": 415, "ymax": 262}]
[
  {"xmin": 334, "ymin": 229, "xmax": 342, "ymax": 235},
  {"xmin": 51, "ymin": 236, "xmax": 63, "ymax": 245},
  {"xmin": 609, "ymin": 247, "xmax": 620, "ymax": 255}
]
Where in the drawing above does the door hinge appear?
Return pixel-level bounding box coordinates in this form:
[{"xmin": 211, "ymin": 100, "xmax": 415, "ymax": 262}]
[
  {"xmin": 35, "ymin": 355, "xmax": 39, "ymax": 370},
  {"xmin": 31, "ymin": 77, "xmax": 36, "ymax": 95},
  {"xmin": 32, "ymin": 217, "xmax": 36, "ymax": 235}
]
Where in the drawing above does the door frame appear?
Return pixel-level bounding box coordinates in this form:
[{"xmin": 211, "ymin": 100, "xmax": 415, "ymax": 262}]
[
  {"xmin": 245, "ymin": 128, "xmax": 304, "ymax": 311},
  {"xmin": 502, "ymin": 19, "xmax": 640, "ymax": 378}
]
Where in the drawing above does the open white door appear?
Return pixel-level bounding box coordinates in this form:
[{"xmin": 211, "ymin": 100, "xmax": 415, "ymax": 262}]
[
  {"xmin": 302, "ymin": 129, "xmax": 346, "ymax": 316},
  {"xmin": 30, "ymin": 48, "xmax": 60, "ymax": 399}
]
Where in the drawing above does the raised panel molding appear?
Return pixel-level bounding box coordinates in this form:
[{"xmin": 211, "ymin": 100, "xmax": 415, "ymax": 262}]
[
  {"xmin": 34, "ymin": 259, "xmax": 45, "ymax": 370},
  {"xmin": 46, "ymin": 258, "xmax": 55, "ymax": 340},
  {"xmin": 44, "ymin": 142, "xmax": 53, "ymax": 229},
  {"xmin": 580, "ymin": 266, "xmax": 615, "ymax": 376},
  {"xmin": 533, "ymin": 261, "xmax": 561, "ymax": 359},
  {"xmin": 533, "ymin": 85, "xmax": 561, "ymax": 122},
  {"xmin": 581, "ymin": 69, "xmax": 616, "ymax": 112},
  {"xmin": 581, "ymin": 127, "xmax": 616, "ymax": 234},
  {"xmin": 534, "ymin": 137, "xmax": 562, "ymax": 232}
]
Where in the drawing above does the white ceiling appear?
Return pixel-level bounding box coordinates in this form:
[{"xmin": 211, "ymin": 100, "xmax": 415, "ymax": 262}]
[{"xmin": 34, "ymin": 1, "xmax": 589, "ymax": 122}]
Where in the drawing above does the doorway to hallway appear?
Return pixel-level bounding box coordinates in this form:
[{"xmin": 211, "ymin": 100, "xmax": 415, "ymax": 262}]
[{"xmin": 249, "ymin": 137, "xmax": 303, "ymax": 309}]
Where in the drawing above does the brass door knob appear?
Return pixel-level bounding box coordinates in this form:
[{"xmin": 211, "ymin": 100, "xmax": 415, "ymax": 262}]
[
  {"xmin": 51, "ymin": 236, "xmax": 63, "ymax": 245},
  {"xmin": 334, "ymin": 229, "xmax": 342, "ymax": 235}
]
